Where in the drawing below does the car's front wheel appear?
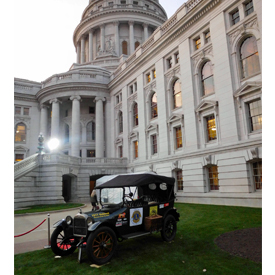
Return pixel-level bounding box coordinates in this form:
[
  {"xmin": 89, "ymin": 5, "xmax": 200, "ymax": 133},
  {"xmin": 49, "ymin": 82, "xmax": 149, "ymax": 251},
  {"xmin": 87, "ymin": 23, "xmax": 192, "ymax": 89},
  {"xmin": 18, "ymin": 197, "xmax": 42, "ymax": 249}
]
[
  {"xmin": 161, "ymin": 214, "xmax": 177, "ymax": 242},
  {"xmin": 86, "ymin": 226, "xmax": 117, "ymax": 265},
  {"xmin": 51, "ymin": 226, "xmax": 78, "ymax": 256}
]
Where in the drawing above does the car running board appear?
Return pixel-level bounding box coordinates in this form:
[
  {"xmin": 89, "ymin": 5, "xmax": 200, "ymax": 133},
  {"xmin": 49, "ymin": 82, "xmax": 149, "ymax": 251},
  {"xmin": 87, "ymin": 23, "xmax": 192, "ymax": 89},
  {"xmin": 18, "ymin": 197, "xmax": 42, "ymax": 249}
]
[{"xmin": 122, "ymin": 231, "xmax": 151, "ymax": 240}]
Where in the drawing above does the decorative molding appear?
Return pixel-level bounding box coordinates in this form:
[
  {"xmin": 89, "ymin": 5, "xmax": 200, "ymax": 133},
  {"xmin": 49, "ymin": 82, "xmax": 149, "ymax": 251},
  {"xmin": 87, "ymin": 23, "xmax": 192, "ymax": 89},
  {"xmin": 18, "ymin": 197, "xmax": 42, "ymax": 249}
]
[
  {"xmin": 195, "ymin": 100, "xmax": 218, "ymax": 121},
  {"xmin": 128, "ymin": 131, "xmax": 139, "ymax": 141}
]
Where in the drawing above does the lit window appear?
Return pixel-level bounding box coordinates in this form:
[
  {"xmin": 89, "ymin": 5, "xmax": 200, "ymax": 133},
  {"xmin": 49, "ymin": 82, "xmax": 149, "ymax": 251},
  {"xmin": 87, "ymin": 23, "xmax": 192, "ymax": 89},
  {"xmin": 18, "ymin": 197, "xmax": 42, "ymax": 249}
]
[
  {"xmin": 201, "ymin": 61, "xmax": 214, "ymax": 96},
  {"xmin": 134, "ymin": 141, "xmax": 138, "ymax": 159},
  {"xmin": 133, "ymin": 102, "xmax": 138, "ymax": 127},
  {"xmin": 205, "ymin": 31, "xmax": 211, "ymax": 43},
  {"xmin": 151, "ymin": 93, "xmax": 158, "ymax": 119},
  {"xmin": 87, "ymin": 122, "xmax": 95, "ymax": 141},
  {"xmin": 153, "ymin": 69, "xmax": 156, "ymax": 79},
  {"xmin": 231, "ymin": 9, "xmax": 240, "ymax": 25},
  {"xmin": 244, "ymin": 0, "xmax": 254, "ymax": 16},
  {"xmin": 208, "ymin": 165, "xmax": 219, "ymax": 191},
  {"xmin": 23, "ymin": 108, "xmax": 29, "ymax": 116},
  {"xmin": 15, "ymin": 123, "xmax": 26, "ymax": 143},
  {"xmin": 195, "ymin": 37, "xmax": 201, "ymax": 50},
  {"xmin": 147, "ymin": 73, "xmax": 151, "ymax": 83},
  {"xmin": 175, "ymin": 126, "xmax": 182, "ymax": 149},
  {"xmin": 15, "ymin": 154, "xmax": 24, "ymax": 162},
  {"xmin": 205, "ymin": 115, "xmax": 217, "ymax": 141},
  {"xmin": 252, "ymin": 161, "xmax": 262, "ymax": 190},
  {"xmin": 248, "ymin": 99, "xmax": 262, "ymax": 132},
  {"xmin": 151, "ymin": 134, "xmax": 158, "ymax": 155},
  {"xmin": 119, "ymin": 111, "xmax": 123, "ymax": 133},
  {"xmin": 176, "ymin": 170, "xmax": 183, "ymax": 191},
  {"xmin": 15, "ymin": 107, "xmax": 21, "ymax": 115},
  {"xmin": 87, "ymin": 150, "xmax": 95, "ymax": 157},
  {"xmin": 173, "ymin": 79, "xmax": 182, "ymax": 109},
  {"xmin": 240, "ymin": 36, "xmax": 260, "ymax": 78}
]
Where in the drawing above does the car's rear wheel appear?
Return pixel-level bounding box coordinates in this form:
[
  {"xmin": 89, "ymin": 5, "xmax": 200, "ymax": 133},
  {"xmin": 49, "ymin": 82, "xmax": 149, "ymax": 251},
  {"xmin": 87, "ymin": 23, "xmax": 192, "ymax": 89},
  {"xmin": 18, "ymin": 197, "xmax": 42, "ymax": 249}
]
[
  {"xmin": 161, "ymin": 214, "xmax": 177, "ymax": 242},
  {"xmin": 51, "ymin": 227, "xmax": 78, "ymax": 256},
  {"xmin": 86, "ymin": 226, "xmax": 117, "ymax": 265}
]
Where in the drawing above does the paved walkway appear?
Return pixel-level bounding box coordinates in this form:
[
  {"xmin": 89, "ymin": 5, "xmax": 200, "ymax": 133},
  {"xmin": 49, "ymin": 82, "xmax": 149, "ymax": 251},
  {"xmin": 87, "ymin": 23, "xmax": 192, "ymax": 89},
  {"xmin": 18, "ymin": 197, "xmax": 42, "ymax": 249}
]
[{"xmin": 14, "ymin": 203, "xmax": 91, "ymax": 255}]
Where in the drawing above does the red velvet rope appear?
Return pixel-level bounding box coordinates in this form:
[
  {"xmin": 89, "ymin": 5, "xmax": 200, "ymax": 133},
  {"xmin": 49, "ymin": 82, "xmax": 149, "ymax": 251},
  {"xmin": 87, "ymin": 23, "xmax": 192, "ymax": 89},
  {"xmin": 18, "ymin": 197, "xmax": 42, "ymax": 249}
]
[{"xmin": 14, "ymin": 218, "xmax": 46, "ymax": 238}]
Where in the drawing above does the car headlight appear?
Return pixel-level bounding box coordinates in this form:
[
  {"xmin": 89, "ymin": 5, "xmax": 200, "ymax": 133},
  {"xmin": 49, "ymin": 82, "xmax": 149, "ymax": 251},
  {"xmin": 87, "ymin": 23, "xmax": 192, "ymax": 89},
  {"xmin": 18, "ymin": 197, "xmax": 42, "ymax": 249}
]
[
  {"xmin": 65, "ymin": 216, "xmax": 73, "ymax": 225},
  {"xmin": 87, "ymin": 216, "xmax": 93, "ymax": 226}
]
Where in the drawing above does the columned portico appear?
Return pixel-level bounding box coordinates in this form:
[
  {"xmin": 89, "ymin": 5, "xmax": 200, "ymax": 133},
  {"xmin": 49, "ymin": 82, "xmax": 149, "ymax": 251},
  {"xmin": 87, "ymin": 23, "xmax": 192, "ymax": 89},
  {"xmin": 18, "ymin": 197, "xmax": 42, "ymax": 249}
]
[
  {"xmin": 100, "ymin": 24, "xmax": 105, "ymax": 52},
  {"xmin": 76, "ymin": 43, "xmax": 81, "ymax": 63},
  {"xmin": 70, "ymin": 96, "xmax": 81, "ymax": 157},
  {"xmin": 49, "ymin": 98, "xmax": 61, "ymax": 138},
  {"xmin": 40, "ymin": 104, "xmax": 48, "ymax": 140},
  {"xmin": 143, "ymin": 23, "xmax": 149, "ymax": 41},
  {"xmin": 81, "ymin": 37, "xmax": 86, "ymax": 64},
  {"xmin": 95, "ymin": 97, "xmax": 105, "ymax": 158},
  {"xmin": 89, "ymin": 30, "xmax": 94, "ymax": 62}
]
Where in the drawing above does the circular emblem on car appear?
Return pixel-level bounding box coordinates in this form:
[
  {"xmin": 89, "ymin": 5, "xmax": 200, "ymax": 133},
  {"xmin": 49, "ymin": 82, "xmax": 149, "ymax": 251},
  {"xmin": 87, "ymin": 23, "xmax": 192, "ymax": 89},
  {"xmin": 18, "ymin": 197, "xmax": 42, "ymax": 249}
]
[{"xmin": 132, "ymin": 210, "xmax": 141, "ymax": 223}]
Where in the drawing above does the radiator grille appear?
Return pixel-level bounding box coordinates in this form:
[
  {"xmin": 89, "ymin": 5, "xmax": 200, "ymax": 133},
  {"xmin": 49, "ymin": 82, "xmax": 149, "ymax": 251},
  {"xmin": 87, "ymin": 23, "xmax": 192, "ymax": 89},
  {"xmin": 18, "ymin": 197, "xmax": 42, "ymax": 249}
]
[{"xmin": 73, "ymin": 216, "xmax": 87, "ymax": 237}]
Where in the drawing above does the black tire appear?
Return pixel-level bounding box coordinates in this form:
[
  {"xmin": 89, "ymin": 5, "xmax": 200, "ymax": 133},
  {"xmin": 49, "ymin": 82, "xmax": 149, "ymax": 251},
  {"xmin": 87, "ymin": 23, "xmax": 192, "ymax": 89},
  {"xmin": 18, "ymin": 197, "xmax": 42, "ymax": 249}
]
[
  {"xmin": 161, "ymin": 214, "xmax": 177, "ymax": 242},
  {"xmin": 51, "ymin": 227, "xmax": 78, "ymax": 256},
  {"xmin": 86, "ymin": 226, "xmax": 117, "ymax": 265}
]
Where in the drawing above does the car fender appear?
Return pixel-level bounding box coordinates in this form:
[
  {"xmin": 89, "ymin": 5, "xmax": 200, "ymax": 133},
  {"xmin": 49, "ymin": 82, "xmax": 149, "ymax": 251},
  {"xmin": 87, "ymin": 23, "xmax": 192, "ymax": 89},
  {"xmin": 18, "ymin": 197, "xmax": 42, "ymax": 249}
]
[
  {"xmin": 53, "ymin": 219, "xmax": 66, "ymax": 229},
  {"xmin": 163, "ymin": 208, "xmax": 180, "ymax": 222},
  {"xmin": 88, "ymin": 221, "xmax": 102, "ymax": 232}
]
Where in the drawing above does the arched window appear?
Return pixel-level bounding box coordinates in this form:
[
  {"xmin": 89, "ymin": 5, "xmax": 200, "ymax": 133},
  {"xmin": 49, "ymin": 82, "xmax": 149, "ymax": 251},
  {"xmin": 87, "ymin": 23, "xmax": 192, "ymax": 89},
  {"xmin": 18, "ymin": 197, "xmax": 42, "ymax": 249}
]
[
  {"xmin": 201, "ymin": 61, "xmax": 214, "ymax": 96},
  {"xmin": 15, "ymin": 123, "xmax": 26, "ymax": 142},
  {"xmin": 135, "ymin": 41, "xmax": 140, "ymax": 50},
  {"xmin": 87, "ymin": 122, "xmax": 95, "ymax": 142},
  {"xmin": 64, "ymin": 124, "xmax": 69, "ymax": 143},
  {"xmin": 240, "ymin": 36, "xmax": 260, "ymax": 78},
  {"xmin": 119, "ymin": 111, "xmax": 123, "ymax": 133},
  {"xmin": 151, "ymin": 92, "xmax": 158, "ymax": 119},
  {"xmin": 122, "ymin": 41, "xmax": 128, "ymax": 55},
  {"xmin": 173, "ymin": 79, "xmax": 182, "ymax": 109},
  {"xmin": 133, "ymin": 102, "xmax": 138, "ymax": 127}
]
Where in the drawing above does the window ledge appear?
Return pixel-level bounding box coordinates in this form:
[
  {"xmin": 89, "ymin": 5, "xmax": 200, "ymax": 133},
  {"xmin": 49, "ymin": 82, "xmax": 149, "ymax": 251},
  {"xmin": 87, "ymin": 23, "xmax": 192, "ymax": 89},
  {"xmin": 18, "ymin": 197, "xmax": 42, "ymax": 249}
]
[{"xmin": 240, "ymin": 71, "xmax": 261, "ymax": 83}]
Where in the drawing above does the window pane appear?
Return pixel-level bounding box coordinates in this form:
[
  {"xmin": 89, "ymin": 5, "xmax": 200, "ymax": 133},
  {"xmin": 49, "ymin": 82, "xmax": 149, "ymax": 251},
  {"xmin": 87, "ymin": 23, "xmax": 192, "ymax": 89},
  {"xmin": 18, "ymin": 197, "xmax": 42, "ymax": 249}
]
[
  {"xmin": 134, "ymin": 141, "xmax": 138, "ymax": 159},
  {"xmin": 133, "ymin": 103, "xmax": 138, "ymax": 126},
  {"xmin": 87, "ymin": 122, "xmax": 95, "ymax": 141},
  {"xmin": 253, "ymin": 161, "xmax": 262, "ymax": 190},
  {"xmin": 87, "ymin": 150, "xmax": 96, "ymax": 157},
  {"xmin": 206, "ymin": 115, "xmax": 217, "ymax": 141},
  {"xmin": 175, "ymin": 127, "xmax": 182, "ymax": 149},
  {"xmin": 248, "ymin": 100, "xmax": 262, "ymax": 131},
  {"xmin": 176, "ymin": 170, "xmax": 183, "ymax": 191},
  {"xmin": 15, "ymin": 154, "xmax": 24, "ymax": 162},
  {"xmin": 15, "ymin": 124, "xmax": 26, "ymax": 142},
  {"xmin": 245, "ymin": 1, "xmax": 254, "ymax": 16},
  {"xmin": 23, "ymin": 108, "xmax": 29, "ymax": 116},
  {"xmin": 15, "ymin": 107, "xmax": 21, "ymax": 115},
  {"xmin": 151, "ymin": 93, "xmax": 158, "ymax": 118},
  {"xmin": 173, "ymin": 79, "xmax": 182, "ymax": 108},
  {"xmin": 209, "ymin": 166, "xmax": 219, "ymax": 190},
  {"xmin": 151, "ymin": 135, "xmax": 157, "ymax": 154},
  {"xmin": 122, "ymin": 41, "xmax": 128, "ymax": 55},
  {"xmin": 195, "ymin": 38, "xmax": 201, "ymax": 50},
  {"xmin": 119, "ymin": 112, "xmax": 123, "ymax": 133},
  {"xmin": 202, "ymin": 76, "xmax": 215, "ymax": 96},
  {"xmin": 232, "ymin": 10, "xmax": 240, "ymax": 25}
]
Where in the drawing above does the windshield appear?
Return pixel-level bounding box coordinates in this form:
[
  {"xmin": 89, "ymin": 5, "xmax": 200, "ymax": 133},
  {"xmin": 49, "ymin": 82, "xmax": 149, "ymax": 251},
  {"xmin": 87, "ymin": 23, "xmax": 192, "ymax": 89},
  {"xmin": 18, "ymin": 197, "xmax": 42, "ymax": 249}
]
[{"xmin": 100, "ymin": 188, "xmax": 123, "ymax": 205}]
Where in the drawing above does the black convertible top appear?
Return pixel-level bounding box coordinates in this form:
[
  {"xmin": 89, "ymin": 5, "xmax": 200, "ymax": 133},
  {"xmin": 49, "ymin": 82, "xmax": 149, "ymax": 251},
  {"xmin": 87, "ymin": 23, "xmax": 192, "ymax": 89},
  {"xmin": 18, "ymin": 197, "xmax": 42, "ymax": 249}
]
[{"xmin": 95, "ymin": 173, "xmax": 175, "ymax": 189}]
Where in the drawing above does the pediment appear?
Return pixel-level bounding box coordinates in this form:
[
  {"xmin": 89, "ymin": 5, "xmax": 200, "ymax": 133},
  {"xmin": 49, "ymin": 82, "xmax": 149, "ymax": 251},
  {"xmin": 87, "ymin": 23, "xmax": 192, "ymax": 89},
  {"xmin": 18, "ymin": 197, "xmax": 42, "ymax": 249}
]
[
  {"xmin": 234, "ymin": 81, "xmax": 262, "ymax": 98},
  {"xmin": 145, "ymin": 123, "xmax": 158, "ymax": 133},
  {"xmin": 167, "ymin": 114, "xmax": 183, "ymax": 124},
  {"xmin": 195, "ymin": 100, "xmax": 218, "ymax": 114},
  {"xmin": 115, "ymin": 137, "xmax": 123, "ymax": 144},
  {"xmin": 128, "ymin": 131, "xmax": 139, "ymax": 140}
]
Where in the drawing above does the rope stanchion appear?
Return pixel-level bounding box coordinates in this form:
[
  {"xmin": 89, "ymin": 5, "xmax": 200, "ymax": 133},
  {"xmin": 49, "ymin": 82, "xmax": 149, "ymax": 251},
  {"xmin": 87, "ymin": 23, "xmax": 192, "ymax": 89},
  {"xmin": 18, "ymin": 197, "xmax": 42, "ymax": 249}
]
[{"xmin": 14, "ymin": 218, "xmax": 46, "ymax": 238}]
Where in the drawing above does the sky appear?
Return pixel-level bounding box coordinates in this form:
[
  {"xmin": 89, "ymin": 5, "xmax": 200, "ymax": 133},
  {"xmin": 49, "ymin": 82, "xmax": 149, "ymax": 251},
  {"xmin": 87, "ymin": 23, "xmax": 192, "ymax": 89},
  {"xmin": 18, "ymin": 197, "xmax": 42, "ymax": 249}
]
[{"xmin": 13, "ymin": 0, "xmax": 186, "ymax": 82}]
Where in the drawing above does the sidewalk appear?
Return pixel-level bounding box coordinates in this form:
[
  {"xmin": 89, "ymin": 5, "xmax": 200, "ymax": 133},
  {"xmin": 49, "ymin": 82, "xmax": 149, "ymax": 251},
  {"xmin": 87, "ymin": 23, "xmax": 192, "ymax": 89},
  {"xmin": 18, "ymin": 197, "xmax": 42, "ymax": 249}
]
[{"xmin": 14, "ymin": 203, "xmax": 91, "ymax": 255}]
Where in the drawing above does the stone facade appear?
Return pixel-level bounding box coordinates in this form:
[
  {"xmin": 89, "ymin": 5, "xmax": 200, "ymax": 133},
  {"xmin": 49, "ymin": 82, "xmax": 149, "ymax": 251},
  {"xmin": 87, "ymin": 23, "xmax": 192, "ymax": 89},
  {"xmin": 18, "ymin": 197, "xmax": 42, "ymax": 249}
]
[{"xmin": 14, "ymin": 0, "xmax": 262, "ymax": 208}]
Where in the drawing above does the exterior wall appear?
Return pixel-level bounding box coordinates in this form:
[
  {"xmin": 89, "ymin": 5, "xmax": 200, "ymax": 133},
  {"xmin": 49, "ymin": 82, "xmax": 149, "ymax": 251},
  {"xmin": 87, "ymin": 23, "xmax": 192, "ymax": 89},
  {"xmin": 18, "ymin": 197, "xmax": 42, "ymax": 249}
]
[{"xmin": 14, "ymin": 0, "xmax": 262, "ymax": 208}]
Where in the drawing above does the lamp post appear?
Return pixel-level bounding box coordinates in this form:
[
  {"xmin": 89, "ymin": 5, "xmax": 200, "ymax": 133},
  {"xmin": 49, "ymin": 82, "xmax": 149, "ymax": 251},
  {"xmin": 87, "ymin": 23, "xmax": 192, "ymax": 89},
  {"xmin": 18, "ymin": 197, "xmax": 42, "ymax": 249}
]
[{"xmin": 37, "ymin": 133, "xmax": 45, "ymax": 154}]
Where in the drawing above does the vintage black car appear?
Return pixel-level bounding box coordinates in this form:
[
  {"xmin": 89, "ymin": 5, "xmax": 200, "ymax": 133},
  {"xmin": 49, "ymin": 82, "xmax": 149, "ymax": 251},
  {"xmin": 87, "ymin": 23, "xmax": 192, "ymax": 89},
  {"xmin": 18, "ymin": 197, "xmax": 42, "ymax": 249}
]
[{"xmin": 51, "ymin": 173, "xmax": 180, "ymax": 265}]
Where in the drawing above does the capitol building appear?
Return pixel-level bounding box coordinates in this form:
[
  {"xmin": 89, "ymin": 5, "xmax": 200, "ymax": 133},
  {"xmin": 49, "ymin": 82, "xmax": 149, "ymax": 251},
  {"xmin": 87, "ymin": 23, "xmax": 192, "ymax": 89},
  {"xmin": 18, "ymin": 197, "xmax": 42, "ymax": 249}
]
[{"xmin": 14, "ymin": 0, "xmax": 262, "ymax": 208}]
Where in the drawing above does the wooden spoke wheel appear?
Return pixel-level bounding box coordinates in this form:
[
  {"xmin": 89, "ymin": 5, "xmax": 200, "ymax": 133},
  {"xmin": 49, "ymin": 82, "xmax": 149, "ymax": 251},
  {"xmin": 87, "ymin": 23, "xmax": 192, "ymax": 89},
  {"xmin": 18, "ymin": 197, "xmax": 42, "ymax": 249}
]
[
  {"xmin": 161, "ymin": 215, "xmax": 177, "ymax": 242},
  {"xmin": 86, "ymin": 226, "xmax": 117, "ymax": 265}
]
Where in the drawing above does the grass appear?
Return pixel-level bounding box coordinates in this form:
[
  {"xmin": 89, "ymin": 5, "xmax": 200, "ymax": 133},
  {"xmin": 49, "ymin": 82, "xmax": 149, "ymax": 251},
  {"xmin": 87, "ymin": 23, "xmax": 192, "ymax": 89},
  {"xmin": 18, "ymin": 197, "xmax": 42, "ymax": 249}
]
[
  {"xmin": 14, "ymin": 203, "xmax": 85, "ymax": 215},
  {"xmin": 14, "ymin": 203, "xmax": 262, "ymax": 275}
]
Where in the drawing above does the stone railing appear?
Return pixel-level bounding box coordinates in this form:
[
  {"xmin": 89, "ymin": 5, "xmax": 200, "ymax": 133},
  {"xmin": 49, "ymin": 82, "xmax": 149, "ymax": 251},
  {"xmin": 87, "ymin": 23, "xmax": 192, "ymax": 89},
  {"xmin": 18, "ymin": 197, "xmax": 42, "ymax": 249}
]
[
  {"xmin": 81, "ymin": 157, "xmax": 128, "ymax": 166},
  {"xmin": 42, "ymin": 153, "xmax": 81, "ymax": 165},
  {"xmin": 14, "ymin": 153, "xmax": 40, "ymax": 180}
]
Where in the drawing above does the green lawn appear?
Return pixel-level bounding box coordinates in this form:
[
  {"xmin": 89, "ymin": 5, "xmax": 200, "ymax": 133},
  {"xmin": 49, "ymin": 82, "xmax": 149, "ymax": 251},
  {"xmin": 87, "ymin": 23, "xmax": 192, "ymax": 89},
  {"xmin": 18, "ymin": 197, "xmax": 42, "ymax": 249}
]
[
  {"xmin": 14, "ymin": 203, "xmax": 262, "ymax": 275},
  {"xmin": 14, "ymin": 203, "xmax": 85, "ymax": 215}
]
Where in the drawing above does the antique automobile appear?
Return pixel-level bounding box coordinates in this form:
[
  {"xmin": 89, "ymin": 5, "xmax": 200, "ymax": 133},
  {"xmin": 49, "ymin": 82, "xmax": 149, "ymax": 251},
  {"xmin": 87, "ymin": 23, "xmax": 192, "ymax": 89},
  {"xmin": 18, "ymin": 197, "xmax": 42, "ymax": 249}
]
[{"xmin": 50, "ymin": 173, "xmax": 180, "ymax": 265}]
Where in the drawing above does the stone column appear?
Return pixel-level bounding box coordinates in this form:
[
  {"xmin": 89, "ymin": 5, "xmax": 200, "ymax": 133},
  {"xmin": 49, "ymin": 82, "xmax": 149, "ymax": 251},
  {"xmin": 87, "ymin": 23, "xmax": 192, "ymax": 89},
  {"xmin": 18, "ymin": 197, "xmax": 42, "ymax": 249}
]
[
  {"xmin": 89, "ymin": 29, "xmax": 94, "ymax": 62},
  {"xmin": 76, "ymin": 42, "xmax": 81, "ymax": 63},
  {"xmin": 70, "ymin": 96, "xmax": 81, "ymax": 157},
  {"xmin": 81, "ymin": 37, "xmax": 86, "ymax": 64},
  {"xmin": 94, "ymin": 97, "xmax": 105, "ymax": 158},
  {"xmin": 100, "ymin": 24, "xmax": 105, "ymax": 52},
  {"xmin": 114, "ymin": 21, "xmax": 119, "ymax": 56},
  {"xmin": 49, "ymin": 98, "xmax": 61, "ymax": 139},
  {"xmin": 129, "ymin": 21, "xmax": 134, "ymax": 54},
  {"xmin": 143, "ymin": 23, "xmax": 148, "ymax": 41},
  {"xmin": 40, "ymin": 104, "xmax": 48, "ymax": 140}
]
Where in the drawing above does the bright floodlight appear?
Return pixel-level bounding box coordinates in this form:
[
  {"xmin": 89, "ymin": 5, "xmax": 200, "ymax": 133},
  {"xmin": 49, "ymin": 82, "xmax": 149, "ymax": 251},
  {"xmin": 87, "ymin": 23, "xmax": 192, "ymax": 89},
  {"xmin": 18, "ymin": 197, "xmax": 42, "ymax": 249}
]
[{"xmin": 48, "ymin": 138, "xmax": 60, "ymax": 151}]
